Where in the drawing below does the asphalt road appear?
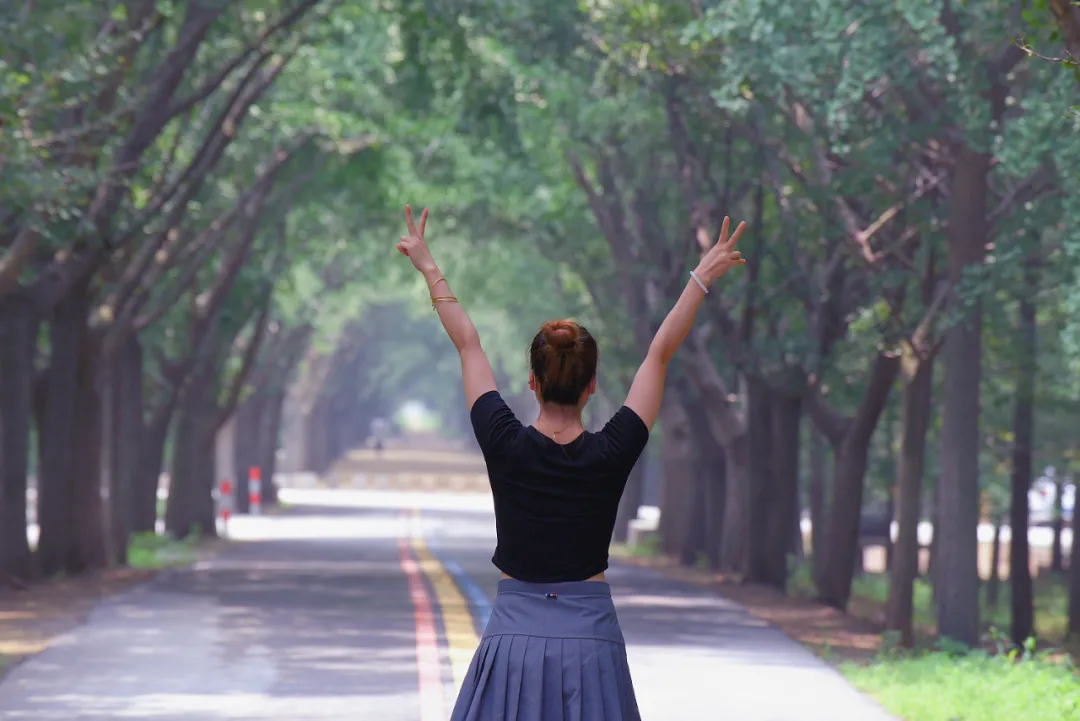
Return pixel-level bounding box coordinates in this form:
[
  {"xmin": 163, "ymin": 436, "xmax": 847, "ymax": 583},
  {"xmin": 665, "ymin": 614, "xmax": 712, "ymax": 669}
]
[{"xmin": 1, "ymin": 489, "xmax": 896, "ymax": 720}]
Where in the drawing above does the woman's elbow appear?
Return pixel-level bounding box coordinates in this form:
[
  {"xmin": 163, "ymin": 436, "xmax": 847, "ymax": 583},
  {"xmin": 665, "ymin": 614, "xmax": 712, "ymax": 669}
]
[
  {"xmin": 646, "ymin": 342, "xmax": 674, "ymax": 368},
  {"xmin": 457, "ymin": 330, "xmax": 483, "ymax": 353}
]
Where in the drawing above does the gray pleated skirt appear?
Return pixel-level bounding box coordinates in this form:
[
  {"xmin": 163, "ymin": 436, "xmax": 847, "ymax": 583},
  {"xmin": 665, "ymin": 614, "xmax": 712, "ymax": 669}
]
[{"xmin": 450, "ymin": 579, "xmax": 641, "ymax": 721}]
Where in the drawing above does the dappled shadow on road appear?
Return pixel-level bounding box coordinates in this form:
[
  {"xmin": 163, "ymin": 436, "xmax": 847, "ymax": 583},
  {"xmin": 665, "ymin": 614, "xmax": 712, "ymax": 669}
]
[
  {"xmin": 606, "ymin": 564, "xmax": 827, "ymax": 669},
  {"xmin": 0, "ymin": 533, "xmax": 433, "ymax": 720},
  {"xmin": 614, "ymin": 555, "xmax": 886, "ymax": 665},
  {"xmin": 598, "ymin": 565, "xmax": 898, "ymax": 720}
]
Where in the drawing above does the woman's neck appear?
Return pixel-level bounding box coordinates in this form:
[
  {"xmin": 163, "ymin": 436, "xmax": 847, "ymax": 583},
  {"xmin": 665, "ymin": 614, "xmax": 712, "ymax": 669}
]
[{"xmin": 534, "ymin": 404, "xmax": 583, "ymax": 438}]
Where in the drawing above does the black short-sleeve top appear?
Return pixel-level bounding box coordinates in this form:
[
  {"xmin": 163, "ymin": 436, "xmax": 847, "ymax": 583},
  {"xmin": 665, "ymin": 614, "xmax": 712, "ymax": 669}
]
[{"xmin": 469, "ymin": 390, "xmax": 651, "ymax": 583}]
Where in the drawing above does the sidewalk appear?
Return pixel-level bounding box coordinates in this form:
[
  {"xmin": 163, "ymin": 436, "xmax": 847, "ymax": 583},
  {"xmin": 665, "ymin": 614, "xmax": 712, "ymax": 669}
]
[{"xmin": 598, "ymin": 562, "xmax": 899, "ymax": 720}]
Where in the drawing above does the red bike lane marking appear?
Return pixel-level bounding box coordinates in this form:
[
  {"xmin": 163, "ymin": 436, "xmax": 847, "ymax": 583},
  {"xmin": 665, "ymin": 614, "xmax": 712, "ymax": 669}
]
[{"xmin": 399, "ymin": 536, "xmax": 446, "ymax": 721}]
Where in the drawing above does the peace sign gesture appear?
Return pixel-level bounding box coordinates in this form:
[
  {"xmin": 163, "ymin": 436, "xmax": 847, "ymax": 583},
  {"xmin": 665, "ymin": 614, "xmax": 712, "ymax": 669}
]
[
  {"xmin": 695, "ymin": 216, "xmax": 747, "ymax": 286},
  {"xmin": 396, "ymin": 205, "xmax": 437, "ymax": 274}
]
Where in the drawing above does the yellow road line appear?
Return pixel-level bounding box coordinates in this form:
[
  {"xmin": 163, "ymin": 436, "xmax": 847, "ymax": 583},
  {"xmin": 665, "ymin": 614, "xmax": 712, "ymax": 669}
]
[{"xmin": 408, "ymin": 508, "xmax": 479, "ymax": 692}]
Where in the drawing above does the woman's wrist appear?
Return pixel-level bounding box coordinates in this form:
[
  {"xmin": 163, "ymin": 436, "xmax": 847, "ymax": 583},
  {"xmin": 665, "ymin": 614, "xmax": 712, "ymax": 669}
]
[
  {"xmin": 422, "ymin": 266, "xmax": 443, "ymax": 287},
  {"xmin": 691, "ymin": 265, "xmax": 715, "ymax": 288}
]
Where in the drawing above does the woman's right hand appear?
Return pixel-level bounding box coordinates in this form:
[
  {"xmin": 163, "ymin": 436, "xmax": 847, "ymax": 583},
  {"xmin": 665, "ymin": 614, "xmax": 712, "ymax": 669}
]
[
  {"xmin": 695, "ymin": 216, "xmax": 746, "ymax": 285},
  {"xmin": 396, "ymin": 205, "xmax": 438, "ymax": 275}
]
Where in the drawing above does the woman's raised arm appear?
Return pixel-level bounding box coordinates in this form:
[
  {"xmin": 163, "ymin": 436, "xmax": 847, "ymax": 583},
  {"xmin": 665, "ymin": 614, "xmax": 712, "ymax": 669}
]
[
  {"xmin": 396, "ymin": 206, "xmax": 497, "ymax": 409},
  {"xmin": 623, "ymin": 217, "xmax": 747, "ymax": 430}
]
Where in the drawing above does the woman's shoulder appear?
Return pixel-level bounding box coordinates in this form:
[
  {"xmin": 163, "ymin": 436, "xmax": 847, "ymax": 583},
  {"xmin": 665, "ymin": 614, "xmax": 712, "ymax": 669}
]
[{"xmin": 470, "ymin": 390, "xmax": 523, "ymax": 458}]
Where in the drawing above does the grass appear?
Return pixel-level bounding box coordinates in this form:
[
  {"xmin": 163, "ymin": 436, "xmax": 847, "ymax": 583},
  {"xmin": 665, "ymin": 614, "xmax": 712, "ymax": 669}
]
[
  {"xmin": 126, "ymin": 531, "xmax": 200, "ymax": 569},
  {"xmin": 841, "ymin": 646, "xmax": 1080, "ymax": 721},
  {"xmin": 786, "ymin": 561, "xmax": 1080, "ymax": 719},
  {"xmin": 621, "ymin": 535, "xmax": 661, "ymax": 558},
  {"xmin": 787, "ymin": 562, "xmax": 1073, "ymax": 642}
]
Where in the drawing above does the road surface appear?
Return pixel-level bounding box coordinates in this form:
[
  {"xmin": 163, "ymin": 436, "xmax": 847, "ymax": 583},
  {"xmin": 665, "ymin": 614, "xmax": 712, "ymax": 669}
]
[{"xmin": 1, "ymin": 489, "xmax": 896, "ymax": 720}]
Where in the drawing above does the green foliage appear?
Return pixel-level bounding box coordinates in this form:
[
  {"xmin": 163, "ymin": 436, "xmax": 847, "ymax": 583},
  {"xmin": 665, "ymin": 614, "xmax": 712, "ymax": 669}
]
[
  {"xmin": 841, "ymin": 648, "xmax": 1080, "ymax": 721},
  {"xmin": 126, "ymin": 531, "xmax": 199, "ymax": 569}
]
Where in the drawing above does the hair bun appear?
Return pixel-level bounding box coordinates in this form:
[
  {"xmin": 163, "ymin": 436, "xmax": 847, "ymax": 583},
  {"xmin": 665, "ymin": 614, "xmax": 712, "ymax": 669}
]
[{"xmin": 541, "ymin": 319, "xmax": 579, "ymax": 350}]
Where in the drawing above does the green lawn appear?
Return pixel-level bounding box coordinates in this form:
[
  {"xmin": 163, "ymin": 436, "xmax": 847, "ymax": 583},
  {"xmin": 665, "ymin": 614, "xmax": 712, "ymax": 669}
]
[
  {"xmin": 842, "ymin": 648, "xmax": 1080, "ymax": 721},
  {"xmin": 787, "ymin": 562, "xmax": 1071, "ymax": 642},
  {"xmin": 127, "ymin": 531, "xmax": 199, "ymax": 569}
]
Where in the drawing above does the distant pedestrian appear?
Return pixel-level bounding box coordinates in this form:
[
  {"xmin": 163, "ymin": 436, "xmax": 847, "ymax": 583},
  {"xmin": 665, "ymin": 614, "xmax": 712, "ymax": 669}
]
[
  {"xmin": 370, "ymin": 417, "xmax": 388, "ymax": 454},
  {"xmin": 396, "ymin": 205, "xmax": 746, "ymax": 720}
]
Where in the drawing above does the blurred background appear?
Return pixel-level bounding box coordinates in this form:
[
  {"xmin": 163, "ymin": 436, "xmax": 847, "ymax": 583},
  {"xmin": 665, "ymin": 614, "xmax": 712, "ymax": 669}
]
[{"xmin": 2, "ymin": 2, "xmax": 1080, "ymax": 720}]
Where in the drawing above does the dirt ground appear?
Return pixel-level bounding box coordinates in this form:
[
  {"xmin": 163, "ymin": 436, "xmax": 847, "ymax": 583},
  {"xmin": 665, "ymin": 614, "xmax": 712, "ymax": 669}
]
[{"xmin": 0, "ymin": 568, "xmax": 158, "ymax": 677}]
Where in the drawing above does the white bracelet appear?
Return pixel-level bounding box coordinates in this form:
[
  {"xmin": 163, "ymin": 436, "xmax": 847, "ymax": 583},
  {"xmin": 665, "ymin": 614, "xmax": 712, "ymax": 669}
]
[{"xmin": 689, "ymin": 270, "xmax": 709, "ymax": 294}]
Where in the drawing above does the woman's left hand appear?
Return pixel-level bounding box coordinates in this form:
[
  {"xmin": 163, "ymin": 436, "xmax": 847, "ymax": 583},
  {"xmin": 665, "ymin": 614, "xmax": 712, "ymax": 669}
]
[{"xmin": 396, "ymin": 205, "xmax": 437, "ymax": 274}]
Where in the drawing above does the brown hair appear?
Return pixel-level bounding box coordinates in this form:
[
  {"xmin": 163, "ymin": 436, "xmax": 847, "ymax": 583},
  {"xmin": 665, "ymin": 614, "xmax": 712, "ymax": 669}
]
[{"xmin": 529, "ymin": 319, "xmax": 598, "ymax": 406}]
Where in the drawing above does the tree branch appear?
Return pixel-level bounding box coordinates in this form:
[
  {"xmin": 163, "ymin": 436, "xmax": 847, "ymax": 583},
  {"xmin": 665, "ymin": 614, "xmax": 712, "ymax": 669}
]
[
  {"xmin": 683, "ymin": 330, "xmax": 747, "ymax": 444},
  {"xmin": 214, "ymin": 295, "xmax": 273, "ymax": 431},
  {"xmin": 167, "ymin": 0, "xmax": 322, "ymax": 117},
  {"xmin": 848, "ymin": 351, "xmax": 901, "ymax": 446},
  {"xmin": 0, "ymin": 228, "xmax": 39, "ymax": 297},
  {"xmin": 1049, "ymin": 0, "xmax": 1080, "ymax": 64},
  {"xmin": 105, "ymin": 134, "xmax": 311, "ymax": 338},
  {"xmin": 803, "ymin": 379, "xmax": 852, "ymax": 446}
]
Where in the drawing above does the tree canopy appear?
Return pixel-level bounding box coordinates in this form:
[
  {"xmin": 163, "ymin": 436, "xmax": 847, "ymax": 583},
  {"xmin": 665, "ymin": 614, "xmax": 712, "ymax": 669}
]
[{"xmin": 2, "ymin": 0, "xmax": 1080, "ymax": 659}]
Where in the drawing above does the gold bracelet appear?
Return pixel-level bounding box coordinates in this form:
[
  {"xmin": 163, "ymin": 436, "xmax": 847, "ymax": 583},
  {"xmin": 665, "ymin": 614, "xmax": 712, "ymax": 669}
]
[
  {"xmin": 428, "ymin": 276, "xmax": 447, "ymax": 291},
  {"xmin": 431, "ymin": 295, "xmax": 459, "ymax": 310}
]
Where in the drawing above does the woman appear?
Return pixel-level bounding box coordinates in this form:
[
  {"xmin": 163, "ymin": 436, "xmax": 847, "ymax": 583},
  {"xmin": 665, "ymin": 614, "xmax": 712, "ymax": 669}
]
[{"xmin": 396, "ymin": 206, "xmax": 746, "ymax": 720}]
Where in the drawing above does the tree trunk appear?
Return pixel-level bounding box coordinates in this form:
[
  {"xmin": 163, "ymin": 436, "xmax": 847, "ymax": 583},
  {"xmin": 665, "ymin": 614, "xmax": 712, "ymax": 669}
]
[
  {"xmin": 743, "ymin": 378, "xmax": 774, "ymax": 582},
  {"xmin": 304, "ymin": 394, "xmax": 333, "ymax": 476},
  {"xmin": 109, "ymin": 335, "xmax": 144, "ymax": 564},
  {"xmin": 886, "ymin": 351, "xmax": 934, "ymax": 646},
  {"xmin": 257, "ymin": 390, "xmax": 286, "ymax": 507},
  {"xmin": 657, "ymin": 396, "xmax": 697, "ymax": 560},
  {"xmin": 165, "ymin": 375, "xmax": 219, "ymax": 540},
  {"xmin": 0, "ymin": 294, "xmax": 39, "ymax": 582},
  {"xmin": 986, "ymin": 518, "xmax": 1003, "ymax": 609},
  {"xmin": 1051, "ymin": 476, "xmax": 1066, "ymax": 573},
  {"xmin": 719, "ymin": 435, "xmax": 750, "ymax": 574},
  {"xmin": 880, "ymin": 398, "xmax": 899, "ymax": 573},
  {"xmin": 685, "ymin": 396, "xmax": 726, "ymax": 568},
  {"xmin": 133, "ymin": 412, "xmax": 170, "ymax": 533},
  {"xmin": 36, "ymin": 283, "xmax": 88, "ymax": 576},
  {"xmin": 681, "ymin": 452, "xmax": 710, "ymax": 568},
  {"xmin": 1068, "ymin": 491, "xmax": 1080, "ymax": 637},
  {"xmin": 99, "ymin": 348, "xmax": 119, "ymax": 566},
  {"xmin": 928, "ymin": 481, "xmax": 940, "ymax": 586},
  {"xmin": 761, "ymin": 392, "xmax": 801, "ymax": 589},
  {"xmin": 791, "ymin": 491, "xmax": 804, "ymax": 558},
  {"xmin": 884, "ymin": 492, "xmax": 896, "ymax": 572},
  {"xmin": 233, "ymin": 394, "xmax": 264, "ymax": 513},
  {"xmin": 937, "ymin": 143, "xmax": 991, "ymax": 647},
  {"xmin": 808, "ymin": 424, "xmax": 828, "ymax": 587},
  {"xmin": 72, "ymin": 330, "xmax": 109, "ymax": 572},
  {"xmin": 70, "ymin": 330, "xmax": 108, "ymax": 572},
  {"xmin": 1009, "ymin": 268, "xmax": 1036, "ymax": 645},
  {"xmin": 677, "ymin": 338, "xmax": 758, "ymax": 572},
  {"xmin": 818, "ymin": 352, "xmax": 899, "ymax": 608}
]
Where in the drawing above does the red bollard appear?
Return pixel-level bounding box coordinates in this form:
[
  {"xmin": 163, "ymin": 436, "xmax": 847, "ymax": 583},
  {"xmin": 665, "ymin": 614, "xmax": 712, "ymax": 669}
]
[
  {"xmin": 249, "ymin": 466, "xmax": 262, "ymax": 516},
  {"xmin": 219, "ymin": 479, "xmax": 233, "ymax": 536}
]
